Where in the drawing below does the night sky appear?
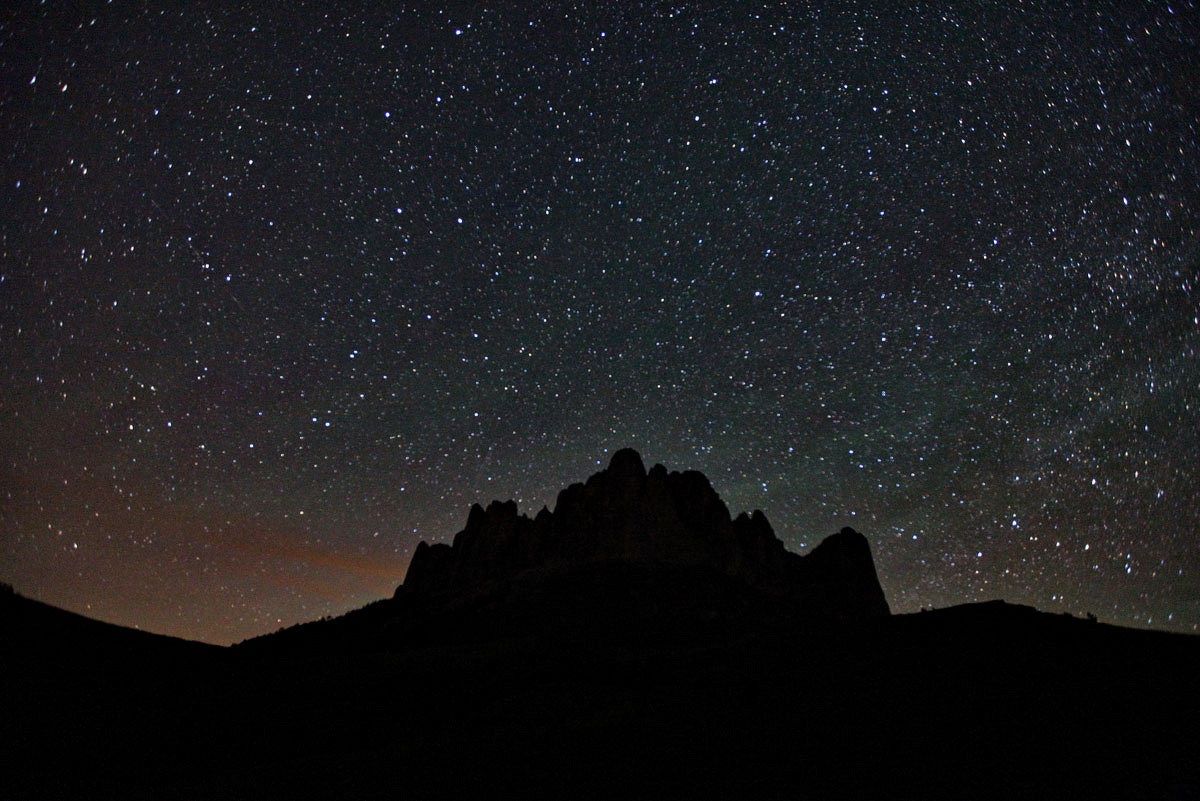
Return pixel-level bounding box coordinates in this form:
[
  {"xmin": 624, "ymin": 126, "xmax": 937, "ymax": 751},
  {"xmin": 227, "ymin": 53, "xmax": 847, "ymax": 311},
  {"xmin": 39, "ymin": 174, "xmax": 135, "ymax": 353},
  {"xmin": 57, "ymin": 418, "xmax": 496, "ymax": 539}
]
[{"xmin": 2, "ymin": 2, "xmax": 1198, "ymax": 645}]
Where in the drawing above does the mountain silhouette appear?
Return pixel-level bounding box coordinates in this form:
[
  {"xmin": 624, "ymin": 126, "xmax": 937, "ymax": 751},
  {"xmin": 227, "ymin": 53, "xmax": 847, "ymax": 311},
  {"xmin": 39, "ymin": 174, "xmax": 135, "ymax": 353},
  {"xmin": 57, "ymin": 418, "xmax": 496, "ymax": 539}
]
[
  {"xmin": 4, "ymin": 453, "xmax": 1199, "ymax": 800},
  {"xmin": 402, "ymin": 448, "xmax": 889, "ymax": 616},
  {"xmin": 237, "ymin": 449, "xmax": 889, "ymax": 656}
]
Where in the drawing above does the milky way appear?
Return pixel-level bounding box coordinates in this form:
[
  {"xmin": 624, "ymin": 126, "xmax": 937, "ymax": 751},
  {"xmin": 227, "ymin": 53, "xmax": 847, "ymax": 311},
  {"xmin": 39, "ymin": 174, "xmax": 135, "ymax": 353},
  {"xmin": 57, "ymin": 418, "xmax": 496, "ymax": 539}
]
[{"xmin": 2, "ymin": 2, "xmax": 1198, "ymax": 643}]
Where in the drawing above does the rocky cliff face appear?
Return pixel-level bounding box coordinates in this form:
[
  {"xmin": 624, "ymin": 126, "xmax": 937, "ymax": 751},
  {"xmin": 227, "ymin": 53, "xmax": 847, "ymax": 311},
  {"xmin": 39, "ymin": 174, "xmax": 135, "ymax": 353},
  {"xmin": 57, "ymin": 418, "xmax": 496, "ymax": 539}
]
[{"xmin": 401, "ymin": 449, "xmax": 890, "ymax": 618}]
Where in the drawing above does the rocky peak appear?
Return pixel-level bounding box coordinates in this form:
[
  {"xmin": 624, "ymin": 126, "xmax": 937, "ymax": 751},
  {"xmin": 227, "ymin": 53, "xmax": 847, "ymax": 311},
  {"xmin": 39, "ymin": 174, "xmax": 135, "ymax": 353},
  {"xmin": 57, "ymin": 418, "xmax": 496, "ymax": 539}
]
[
  {"xmin": 606, "ymin": 447, "xmax": 647, "ymax": 480},
  {"xmin": 399, "ymin": 450, "xmax": 890, "ymax": 618}
]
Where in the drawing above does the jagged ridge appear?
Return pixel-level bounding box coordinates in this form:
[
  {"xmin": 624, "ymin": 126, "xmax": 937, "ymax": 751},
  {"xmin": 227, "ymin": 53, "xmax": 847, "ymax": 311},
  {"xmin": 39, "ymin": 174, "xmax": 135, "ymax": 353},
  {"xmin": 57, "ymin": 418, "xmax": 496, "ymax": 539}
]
[{"xmin": 401, "ymin": 448, "xmax": 889, "ymax": 618}]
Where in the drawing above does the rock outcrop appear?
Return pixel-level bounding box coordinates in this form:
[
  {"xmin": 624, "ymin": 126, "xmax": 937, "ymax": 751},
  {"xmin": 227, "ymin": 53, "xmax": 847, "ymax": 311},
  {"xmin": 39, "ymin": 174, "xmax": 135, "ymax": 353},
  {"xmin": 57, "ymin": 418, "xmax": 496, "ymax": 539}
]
[{"xmin": 400, "ymin": 449, "xmax": 890, "ymax": 619}]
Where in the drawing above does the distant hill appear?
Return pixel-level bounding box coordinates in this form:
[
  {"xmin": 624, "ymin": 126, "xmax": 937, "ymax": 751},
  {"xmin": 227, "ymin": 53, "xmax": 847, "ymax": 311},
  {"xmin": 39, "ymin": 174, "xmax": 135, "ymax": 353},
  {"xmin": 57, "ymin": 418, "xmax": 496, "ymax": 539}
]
[{"xmin": 1, "ymin": 585, "xmax": 217, "ymax": 661}]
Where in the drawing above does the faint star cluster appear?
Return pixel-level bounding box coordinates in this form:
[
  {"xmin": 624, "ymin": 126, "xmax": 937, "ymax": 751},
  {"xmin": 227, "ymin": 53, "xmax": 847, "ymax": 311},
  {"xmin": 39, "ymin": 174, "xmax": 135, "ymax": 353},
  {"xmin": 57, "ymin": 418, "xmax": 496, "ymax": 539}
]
[{"xmin": 1, "ymin": 2, "xmax": 1197, "ymax": 643}]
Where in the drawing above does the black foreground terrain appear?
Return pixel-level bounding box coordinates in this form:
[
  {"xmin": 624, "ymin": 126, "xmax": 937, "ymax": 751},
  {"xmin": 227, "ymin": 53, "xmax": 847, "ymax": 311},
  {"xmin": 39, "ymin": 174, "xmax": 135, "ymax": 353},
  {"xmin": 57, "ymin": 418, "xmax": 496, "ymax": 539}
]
[{"xmin": 4, "ymin": 452, "xmax": 1197, "ymax": 799}]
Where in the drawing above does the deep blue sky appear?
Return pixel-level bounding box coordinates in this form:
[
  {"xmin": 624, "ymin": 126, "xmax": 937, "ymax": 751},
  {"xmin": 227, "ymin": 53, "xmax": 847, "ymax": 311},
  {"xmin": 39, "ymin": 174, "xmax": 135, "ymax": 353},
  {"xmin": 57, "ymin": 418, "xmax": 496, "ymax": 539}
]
[{"xmin": 2, "ymin": 1, "xmax": 1197, "ymax": 643}]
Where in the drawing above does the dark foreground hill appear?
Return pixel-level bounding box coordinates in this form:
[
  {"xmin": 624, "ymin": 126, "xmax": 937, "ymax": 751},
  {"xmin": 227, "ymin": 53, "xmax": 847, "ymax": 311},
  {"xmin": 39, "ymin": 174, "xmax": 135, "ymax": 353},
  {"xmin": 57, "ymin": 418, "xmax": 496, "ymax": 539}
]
[{"xmin": 4, "ymin": 452, "xmax": 1199, "ymax": 800}]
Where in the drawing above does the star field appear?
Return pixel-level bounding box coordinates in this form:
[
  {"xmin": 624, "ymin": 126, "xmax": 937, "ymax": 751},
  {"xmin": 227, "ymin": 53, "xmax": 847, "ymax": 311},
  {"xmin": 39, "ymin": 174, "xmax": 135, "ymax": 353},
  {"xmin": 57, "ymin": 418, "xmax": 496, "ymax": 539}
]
[{"xmin": 2, "ymin": 1, "xmax": 1198, "ymax": 644}]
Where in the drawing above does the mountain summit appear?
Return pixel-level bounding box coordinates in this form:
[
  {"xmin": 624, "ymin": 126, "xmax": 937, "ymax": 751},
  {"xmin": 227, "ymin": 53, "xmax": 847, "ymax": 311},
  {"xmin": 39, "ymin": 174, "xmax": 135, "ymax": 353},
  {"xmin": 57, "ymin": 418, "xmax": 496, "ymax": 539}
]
[{"xmin": 400, "ymin": 448, "xmax": 889, "ymax": 619}]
